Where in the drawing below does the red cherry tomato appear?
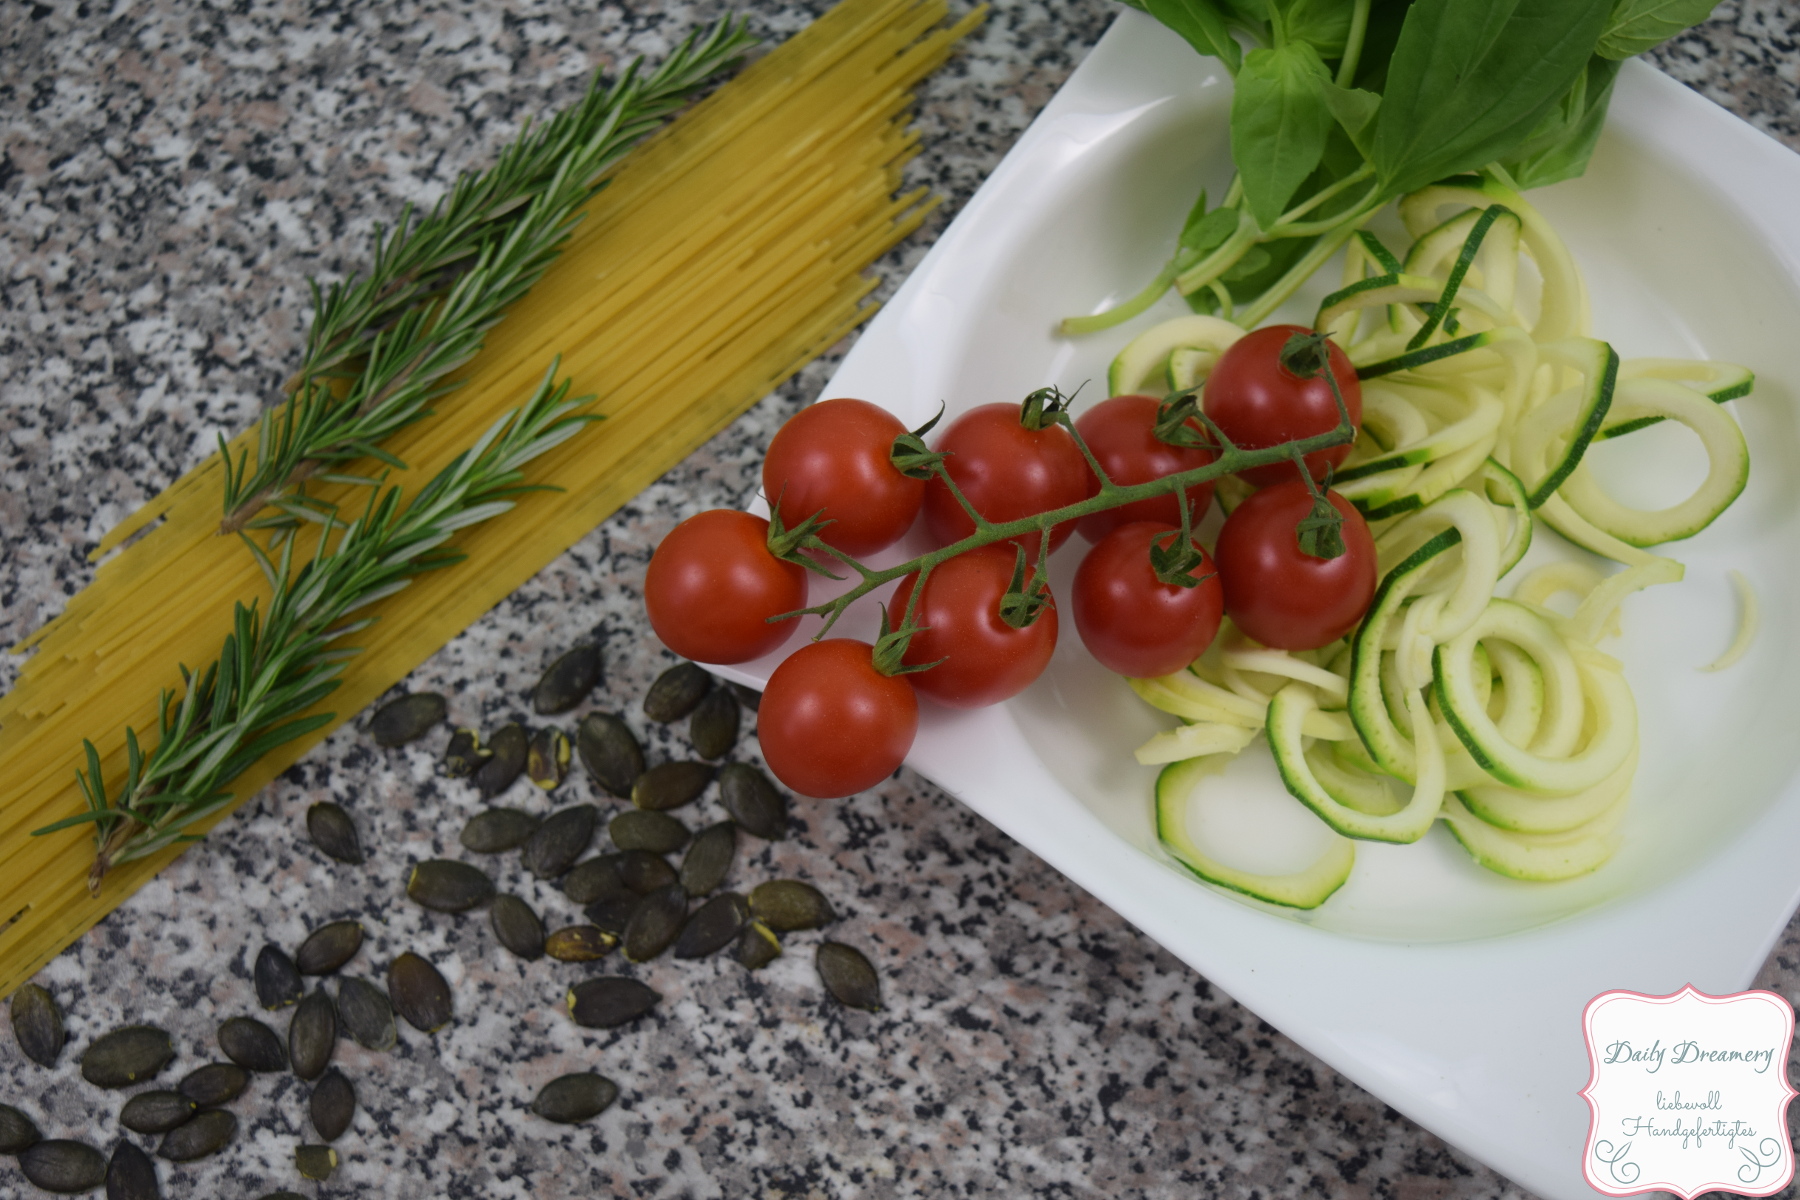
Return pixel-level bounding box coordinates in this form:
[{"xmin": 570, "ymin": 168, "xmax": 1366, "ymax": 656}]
[
  {"xmin": 888, "ymin": 543, "xmax": 1058, "ymax": 708},
  {"xmin": 644, "ymin": 510, "xmax": 806, "ymax": 665},
  {"xmin": 758, "ymin": 638, "xmax": 919, "ymax": 798},
  {"xmin": 762, "ymin": 398, "xmax": 923, "ymax": 556},
  {"xmin": 1203, "ymin": 324, "xmax": 1362, "ymax": 488},
  {"xmin": 1073, "ymin": 394, "xmax": 1217, "ymax": 543},
  {"xmin": 921, "ymin": 402, "xmax": 1090, "ymax": 553},
  {"xmin": 1213, "ymin": 480, "xmax": 1376, "ymax": 650},
  {"xmin": 1071, "ymin": 522, "xmax": 1225, "ymax": 678}
]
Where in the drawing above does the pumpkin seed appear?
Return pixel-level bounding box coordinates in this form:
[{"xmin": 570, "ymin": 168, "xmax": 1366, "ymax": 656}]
[
  {"xmin": 623, "ymin": 884, "xmax": 687, "ymax": 963},
  {"xmin": 460, "ymin": 806, "xmax": 540, "ymax": 853},
  {"xmin": 443, "ymin": 727, "xmax": 488, "ymax": 777},
  {"xmin": 679, "ymin": 822, "xmax": 737, "ymax": 897},
  {"xmin": 118, "ymin": 1092, "xmax": 196, "ymax": 1135},
  {"xmin": 489, "ymin": 894, "xmax": 546, "ymax": 961},
  {"xmin": 632, "ymin": 761, "xmax": 713, "ymax": 811},
  {"xmin": 530, "ymin": 1073, "xmax": 618, "ymax": 1124},
  {"xmin": 576, "ymin": 712, "xmax": 644, "ymax": 798},
  {"xmin": 545, "ymin": 925, "xmax": 616, "ymax": 963},
  {"xmin": 521, "ymin": 804, "xmax": 598, "ymax": 879},
  {"xmin": 287, "ymin": 989, "xmax": 337, "ymax": 1081},
  {"xmin": 688, "ymin": 686, "xmax": 740, "ymax": 759},
  {"xmin": 10, "ymin": 982, "xmax": 64, "ymax": 1068},
  {"xmin": 295, "ymin": 919, "xmax": 364, "ymax": 975},
  {"xmin": 644, "ymin": 662, "xmax": 712, "ymax": 722},
  {"xmin": 674, "ymin": 892, "xmax": 750, "ymax": 959},
  {"xmin": 368, "ymin": 692, "xmax": 445, "ymax": 747},
  {"xmin": 217, "ymin": 1016, "xmax": 286, "ymax": 1072},
  {"xmin": 82, "ymin": 1026, "xmax": 174, "ymax": 1089},
  {"xmin": 718, "ymin": 763, "xmax": 789, "ymax": 839},
  {"xmin": 157, "ymin": 1109, "xmax": 235, "ymax": 1161},
  {"xmin": 0, "ymin": 1102, "xmax": 40, "ymax": 1154},
  {"xmin": 749, "ymin": 880, "xmax": 836, "ymax": 931},
  {"xmin": 817, "ymin": 942, "xmax": 882, "ymax": 1012},
  {"xmin": 565, "ymin": 977, "xmax": 660, "ymax": 1028},
  {"xmin": 610, "ymin": 849, "xmax": 679, "ymax": 895},
  {"xmin": 294, "ymin": 1144, "xmax": 338, "ymax": 1181},
  {"xmin": 20, "ymin": 1140, "xmax": 105, "ymax": 1193},
  {"xmin": 177, "ymin": 1063, "xmax": 247, "ymax": 1109},
  {"xmin": 533, "ymin": 645, "xmax": 602, "ymax": 715},
  {"xmin": 527, "ymin": 726, "xmax": 572, "ymax": 790},
  {"xmin": 560, "ymin": 856, "xmax": 631, "ymax": 905},
  {"xmin": 736, "ymin": 920, "xmax": 782, "ymax": 970},
  {"xmin": 472, "ymin": 721, "xmax": 528, "ymax": 797},
  {"xmin": 334, "ymin": 978, "xmax": 397, "ymax": 1052},
  {"xmin": 309, "ymin": 1068, "xmax": 355, "ymax": 1141},
  {"xmin": 582, "ymin": 894, "xmax": 640, "ymax": 939},
  {"xmin": 729, "ymin": 681, "xmax": 763, "ymax": 712},
  {"xmin": 105, "ymin": 1139, "xmax": 160, "ymax": 1200},
  {"xmin": 254, "ymin": 945, "xmax": 304, "ymax": 1010},
  {"xmin": 406, "ymin": 859, "xmax": 495, "ymax": 912},
  {"xmin": 388, "ymin": 952, "xmax": 453, "ymax": 1033},
  {"xmin": 304, "ymin": 801, "xmax": 364, "ymax": 864},
  {"xmin": 609, "ymin": 809, "xmax": 689, "ymax": 854}
]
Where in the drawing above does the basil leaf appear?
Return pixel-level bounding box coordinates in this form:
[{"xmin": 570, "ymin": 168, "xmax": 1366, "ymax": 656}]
[
  {"xmin": 1319, "ymin": 79, "xmax": 1381, "ymax": 155},
  {"xmin": 1371, "ymin": 0, "xmax": 1611, "ymax": 197},
  {"xmin": 1596, "ymin": 0, "xmax": 1719, "ymax": 59},
  {"xmin": 1232, "ymin": 42, "xmax": 1334, "ymax": 230},
  {"xmin": 1146, "ymin": 0, "xmax": 1245, "ymax": 73},
  {"xmin": 1277, "ymin": 0, "xmax": 1356, "ymax": 58},
  {"xmin": 1497, "ymin": 55, "xmax": 1621, "ymax": 189}
]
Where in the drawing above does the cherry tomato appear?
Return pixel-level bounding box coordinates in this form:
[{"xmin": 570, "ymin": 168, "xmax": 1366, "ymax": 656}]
[
  {"xmin": 1212, "ymin": 480, "xmax": 1376, "ymax": 650},
  {"xmin": 920, "ymin": 402, "xmax": 1090, "ymax": 554},
  {"xmin": 1203, "ymin": 324, "xmax": 1362, "ymax": 488},
  {"xmin": 1071, "ymin": 522, "xmax": 1225, "ymax": 678},
  {"xmin": 1074, "ymin": 394, "xmax": 1216, "ymax": 543},
  {"xmin": 644, "ymin": 510, "xmax": 807, "ymax": 665},
  {"xmin": 758, "ymin": 638, "xmax": 919, "ymax": 798},
  {"xmin": 763, "ymin": 398, "xmax": 923, "ymax": 556},
  {"xmin": 888, "ymin": 543, "xmax": 1058, "ymax": 708}
]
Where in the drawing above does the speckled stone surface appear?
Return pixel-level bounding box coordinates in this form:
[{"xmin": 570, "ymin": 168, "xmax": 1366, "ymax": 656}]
[{"xmin": 3, "ymin": 2, "xmax": 1799, "ymax": 1198}]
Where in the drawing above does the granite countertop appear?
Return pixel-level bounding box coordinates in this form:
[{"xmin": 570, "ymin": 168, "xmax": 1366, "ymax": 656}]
[{"xmin": 5, "ymin": 2, "xmax": 1800, "ymax": 1197}]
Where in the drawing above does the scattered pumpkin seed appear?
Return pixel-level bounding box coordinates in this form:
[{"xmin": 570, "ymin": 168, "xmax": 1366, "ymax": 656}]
[
  {"xmin": 178, "ymin": 1062, "xmax": 248, "ymax": 1109},
  {"xmin": 254, "ymin": 945, "xmax": 304, "ymax": 1010},
  {"xmin": 545, "ymin": 925, "xmax": 616, "ymax": 963},
  {"xmin": 406, "ymin": 858, "xmax": 495, "ymax": 912},
  {"xmin": 609, "ymin": 809, "xmax": 689, "ymax": 854},
  {"xmin": 157, "ymin": 1109, "xmax": 235, "ymax": 1161},
  {"xmin": 533, "ymin": 645, "xmax": 602, "ymax": 714},
  {"xmin": 388, "ymin": 952, "xmax": 453, "ymax": 1033},
  {"xmin": 472, "ymin": 722, "xmax": 528, "ymax": 797},
  {"xmin": 728, "ymin": 681, "xmax": 763, "ymax": 712},
  {"xmin": 10, "ymin": 982, "xmax": 64, "ymax": 1068},
  {"xmin": 443, "ymin": 726, "xmax": 488, "ymax": 777},
  {"xmin": 817, "ymin": 942, "xmax": 882, "ymax": 1012},
  {"xmin": 632, "ymin": 761, "xmax": 713, "ymax": 811},
  {"xmin": 460, "ymin": 806, "xmax": 540, "ymax": 853},
  {"xmin": 295, "ymin": 1144, "xmax": 338, "ymax": 1181},
  {"xmin": 20, "ymin": 1139, "xmax": 105, "ymax": 1193},
  {"xmin": 749, "ymin": 880, "xmax": 836, "ymax": 931},
  {"xmin": 736, "ymin": 920, "xmax": 782, "ymax": 970},
  {"xmin": 489, "ymin": 894, "xmax": 546, "ymax": 961},
  {"xmin": 576, "ymin": 712, "xmax": 643, "ymax": 798},
  {"xmin": 105, "ymin": 1139, "xmax": 160, "ymax": 1200},
  {"xmin": 566, "ymin": 977, "xmax": 660, "ymax": 1028},
  {"xmin": 679, "ymin": 822, "xmax": 737, "ymax": 897},
  {"xmin": 718, "ymin": 763, "xmax": 789, "ymax": 839},
  {"xmin": 295, "ymin": 919, "xmax": 365, "ymax": 975},
  {"xmin": 674, "ymin": 892, "xmax": 750, "ymax": 959},
  {"xmin": 310, "ymin": 1069, "xmax": 355, "ymax": 1141},
  {"xmin": 644, "ymin": 662, "xmax": 712, "ymax": 722},
  {"xmin": 334, "ymin": 978, "xmax": 397, "ymax": 1052},
  {"xmin": 118, "ymin": 1092, "xmax": 196, "ymax": 1135},
  {"xmin": 610, "ymin": 849, "xmax": 679, "ymax": 895},
  {"xmin": 303, "ymin": 801, "xmax": 364, "ymax": 864},
  {"xmin": 81, "ymin": 1026, "xmax": 174, "ymax": 1089},
  {"xmin": 527, "ymin": 726, "xmax": 572, "ymax": 790},
  {"xmin": 560, "ymin": 856, "xmax": 631, "ymax": 905},
  {"xmin": 688, "ymin": 686, "xmax": 740, "ymax": 759},
  {"xmin": 531, "ymin": 1073, "xmax": 619, "ymax": 1124},
  {"xmin": 0, "ymin": 1102, "xmax": 40, "ymax": 1153},
  {"xmin": 582, "ymin": 894, "xmax": 641, "ymax": 939},
  {"xmin": 217, "ymin": 1016, "xmax": 286, "ymax": 1073},
  {"xmin": 521, "ymin": 804, "xmax": 598, "ymax": 879},
  {"xmin": 287, "ymin": 989, "xmax": 337, "ymax": 1081},
  {"xmin": 368, "ymin": 692, "xmax": 445, "ymax": 747},
  {"xmin": 623, "ymin": 883, "xmax": 688, "ymax": 963}
]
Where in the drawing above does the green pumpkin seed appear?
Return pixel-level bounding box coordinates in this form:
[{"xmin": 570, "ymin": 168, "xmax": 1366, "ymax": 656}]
[
  {"xmin": 81, "ymin": 1025, "xmax": 174, "ymax": 1089},
  {"xmin": 749, "ymin": 880, "xmax": 836, "ymax": 931},
  {"xmin": 254, "ymin": 945, "xmax": 304, "ymax": 1010},
  {"xmin": 674, "ymin": 892, "xmax": 750, "ymax": 959},
  {"xmin": 521, "ymin": 805, "xmax": 598, "ymax": 880},
  {"xmin": 533, "ymin": 645, "xmax": 602, "ymax": 714},
  {"xmin": 368, "ymin": 692, "xmax": 446, "ymax": 747},
  {"xmin": 565, "ymin": 977, "xmax": 660, "ymax": 1028},
  {"xmin": 609, "ymin": 809, "xmax": 689, "ymax": 854},
  {"xmin": 288, "ymin": 989, "xmax": 337, "ymax": 1081},
  {"xmin": 527, "ymin": 726, "xmax": 572, "ymax": 790},
  {"xmin": 489, "ymin": 894, "xmax": 546, "ymax": 961},
  {"xmin": 736, "ymin": 920, "xmax": 782, "ymax": 970},
  {"xmin": 178, "ymin": 1062, "xmax": 248, "ymax": 1108},
  {"xmin": 530, "ymin": 1073, "xmax": 619, "ymax": 1124},
  {"xmin": 582, "ymin": 894, "xmax": 641, "ymax": 939},
  {"xmin": 623, "ymin": 884, "xmax": 687, "ymax": 963},
  {"xmin": 609, "ymin": 849, "xmax": 679, "ymax": 895},
  {"xmin": 718, "ymin": 763, "xmax": 789, "ymax": 839},
  {"xmin": 105, "ymin": 1140, "xmax": 160, "ymax": 1200},
  {"xmin": 644, "ymin": 662, "xmax": 712, "ymax": 722},
  {"xmin": 406, "ymin": 859, "xmax": 495, "ymax": 912},
  {"xmin": 443, "ymin": 727, "xmax": 488, "ymax": 777},
  {"xmin": 472, "ymin": 722, "xmax": 528, "ymax": 797},
  {"xmin": 460, "ymin": 806, "xmax": 540, "ymax": 853},
  {"xmin": 20, "ymin": 1140, "xmax": 105, "ymax": 1193},
  {"xmin": 817, "ymin": 942, "xmax": 882, "ymax": 1012},
  {"xmin": 560, "ymin": 856, "xmax": 631, "ymax": 905},
  {"xmin": 729, "ymin": 681, "xmax": 763, "ymax": 711},
  {"xmin": 310, "ymin": 1069, "xmax": 356, "ymax": 1141},
  {"xmin": 10, "ymin": 982, "xmax": 64, "ymax": 1068},
  {"xmin": 679, "ymin": 822, "xmax": 737, "ymax": 897},
  {"xmin": 0, "ymin": 1102, "xmax": 40, "ymax": 1154},
  {"xmin": 576, "ymin": 712, "xmax": 643, "ymax": 798},
  {"xmin": 688, "ymin": 686, "xmax": 740, "ymax": 759},
  {"xmin": 334, "ymin": 978, "xmax": 397, "ymax": 1052},
  {"xmin": 157, "ymin": 1109, "xmax": 235, "ymax": 1161},
  {"xmin": 632, "ymin": 761, "xmax": 713, "ymax": 811},
  {"xmin": 304, "ymin": 801, "xmax": 364, "ymax": 864},
  {"xmin": 118, "ymin": 1091, "xmax": 196, "ymax": 1135},
  {"xmin": 545, "ymin": 925, "xmax": 616, "ymax": 963},
  {"xmin": 388, "ymin": 952, "xmax": 453, "ymax": 1033},
  {"xmin": 295, "ymin": 919, "xmax": 365, "ymax": 975},
  {"xmin": 294, "ymin": 1144, "xmax": 338, "ymax": 1181},
  {"xmin": 217, "ymin": 1016, "xmax": 286, "ymax": 1073}
]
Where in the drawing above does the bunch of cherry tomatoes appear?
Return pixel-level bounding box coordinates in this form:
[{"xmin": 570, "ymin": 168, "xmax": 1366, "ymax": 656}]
[{"xmin": 644, "ymin": 325, "xmax": 1377, "ymax": 799}]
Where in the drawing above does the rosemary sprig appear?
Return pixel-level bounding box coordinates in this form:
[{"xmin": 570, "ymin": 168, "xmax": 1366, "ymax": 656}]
[
  {"xmin": 38, "ymin": 363, "xmax": 597, "ymax": 893},
  {"xmin": 216, "ymin": 16, "xmax": 756, "ymax": 534}
]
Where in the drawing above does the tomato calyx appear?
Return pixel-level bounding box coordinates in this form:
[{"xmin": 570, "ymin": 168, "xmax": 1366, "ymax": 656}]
[
  {"xmin": 1016, "ymin": 383, "xmax": 1076, "ymax": 433},
  {"xmin": 1146, "ymin": 489, "xmax": 1213, "ymax": 588},
  {"xmin": 1290, "ymin": 461, "xmax": 1347, "ymax": 560},
  {"xmin": 1278, "ymin": 330, "xmax": 1356, "ymax": 431},
  {"xmin": 871, "ymin": 598, "xmax": 943, "ymax": 678},
  {"xmin": 763, "ymin": 493, "xmax": 843, "ymax": 579},
  {"xmin": 996, "ymin": 542, "xmax": 1054, "ymax": 629},
  {"xmin": 887, "ymin": 406, "xmax": 947, "ymax": 480}
]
